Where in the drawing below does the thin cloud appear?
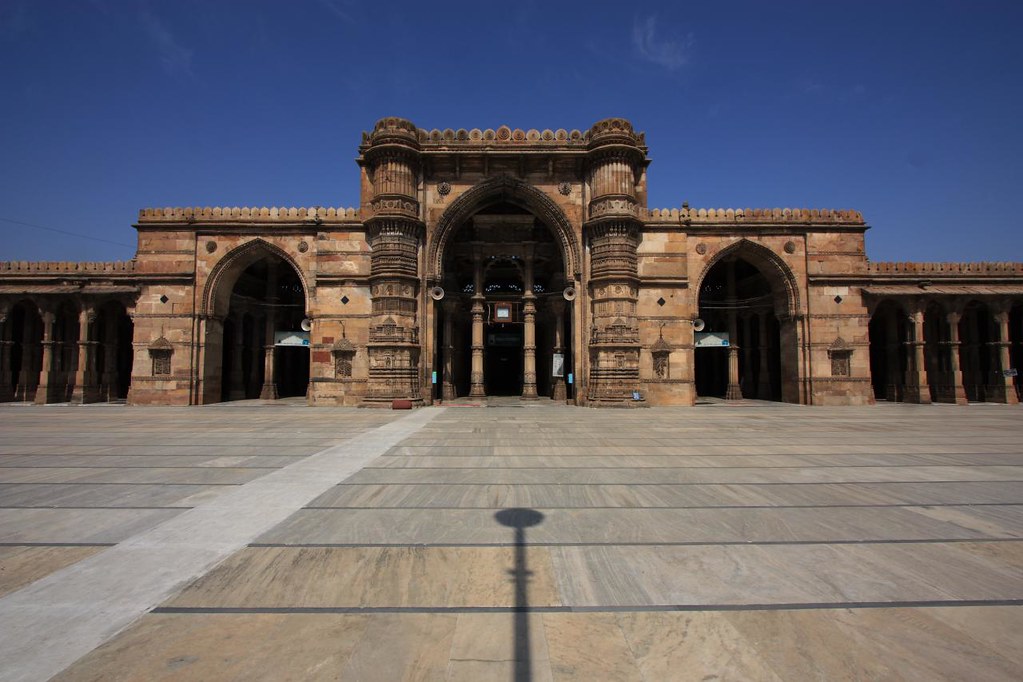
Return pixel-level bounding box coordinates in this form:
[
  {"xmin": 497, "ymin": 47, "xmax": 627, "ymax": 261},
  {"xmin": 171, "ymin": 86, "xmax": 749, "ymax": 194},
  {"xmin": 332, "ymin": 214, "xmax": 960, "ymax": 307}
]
[
  {"xmin": 632, "ymin": 14, "xmax": 693, "ymax": 71},
  {"xmin": 316, "ymin": 0, "xmax": 355, "ymax": 23},
  {"xmin": 139, "ymin": 8, "xmax": 193, "ymax": 76}
]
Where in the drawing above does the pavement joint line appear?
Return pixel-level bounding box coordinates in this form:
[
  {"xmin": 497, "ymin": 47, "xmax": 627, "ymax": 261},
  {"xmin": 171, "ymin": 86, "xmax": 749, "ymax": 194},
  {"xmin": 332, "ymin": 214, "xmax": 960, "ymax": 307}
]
[
  {"xmin": 149, "ymin": 598, "xmax": 1023, "ymax": 615},
  {"xmin": 0, "ymin": 407, "xmax": 445, "ymax": 682},
  {"xmin": 245, "ymin": 537, "xmax": 1023, "ymax": 548}
]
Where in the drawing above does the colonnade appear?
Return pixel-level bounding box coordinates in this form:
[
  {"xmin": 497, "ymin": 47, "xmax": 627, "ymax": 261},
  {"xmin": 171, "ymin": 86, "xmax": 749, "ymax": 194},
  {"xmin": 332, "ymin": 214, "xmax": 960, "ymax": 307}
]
[
  {"xmin": 441, "ymin": 248, "xmax": 568, "ymax": 401},
  {"xmin": 869, "ymin": 298, "xmax": 1021, "ymax": 404},
  {"xmin": 0, "ymin": 298, "xmax": 133, "ymax": 404}
]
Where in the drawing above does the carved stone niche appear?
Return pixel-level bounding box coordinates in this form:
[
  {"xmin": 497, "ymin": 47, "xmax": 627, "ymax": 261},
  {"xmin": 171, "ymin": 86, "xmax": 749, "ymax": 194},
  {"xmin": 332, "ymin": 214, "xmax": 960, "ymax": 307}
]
[
  {"xmin": 651, "ymin": 328, "xmax": 671, "ymax": 379},
  {"xmin": 332, "ymin": 336, "xmax": 356, "ymax": 379},
  {"xmin": 148, "ymin": 336, "xmax": 173, "ymax": 376},
  {"xmin": 828, "ymin": 337, "xmax": 852, "ymax": 377}
]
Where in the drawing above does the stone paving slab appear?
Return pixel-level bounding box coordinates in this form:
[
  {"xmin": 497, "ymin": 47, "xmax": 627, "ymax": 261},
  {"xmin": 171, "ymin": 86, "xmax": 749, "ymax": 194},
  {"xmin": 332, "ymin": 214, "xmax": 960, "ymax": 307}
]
[{"xmin": 1, "ymin": 401, "xmax": 1021, "ymax": 680}]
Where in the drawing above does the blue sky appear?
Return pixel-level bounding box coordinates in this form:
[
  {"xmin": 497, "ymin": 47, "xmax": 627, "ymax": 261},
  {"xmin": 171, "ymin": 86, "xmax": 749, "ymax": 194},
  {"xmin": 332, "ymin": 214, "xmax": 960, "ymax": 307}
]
[{"xmin": 1, "ymin": 0, "xmax": 1021, "ymax": 263}]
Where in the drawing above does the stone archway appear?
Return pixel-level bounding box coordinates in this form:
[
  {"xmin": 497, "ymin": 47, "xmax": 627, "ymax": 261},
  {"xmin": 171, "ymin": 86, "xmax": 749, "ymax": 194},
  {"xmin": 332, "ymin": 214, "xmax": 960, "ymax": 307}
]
[
  {"xmin": 694, "ymin": 240, "xmax": 801, "ymax": 403},
  {"xmin": 428, "ymin": 175, "xmax": 582, "ymax": 282},
  {"xmin": 430, "ymin": 181, "xmax": 579, "ymax": 403},
  {"xmin": 199, "ymin": 240, "xmax": 310, "ymax": 404}
]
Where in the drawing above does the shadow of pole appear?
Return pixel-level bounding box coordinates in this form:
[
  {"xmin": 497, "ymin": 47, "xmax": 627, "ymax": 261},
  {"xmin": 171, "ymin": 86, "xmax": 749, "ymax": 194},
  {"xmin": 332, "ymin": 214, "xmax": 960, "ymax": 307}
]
[{"xmin": 495, "ymin": 508, "xmax": 545, "ymax": 682}]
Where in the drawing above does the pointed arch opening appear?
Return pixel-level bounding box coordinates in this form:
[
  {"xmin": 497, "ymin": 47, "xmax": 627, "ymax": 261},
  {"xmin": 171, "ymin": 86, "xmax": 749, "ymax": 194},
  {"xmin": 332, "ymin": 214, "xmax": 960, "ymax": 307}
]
[
  {"xmin": 431, "ymin": 187, "xmax": 577, "ymax": 403},
  {"xmin": 201, "ymin": 240, "xmax": 310, "ymax": 403},
  {"xmin": 694, "ymin": 241, "xmax": 800, "ymax": 402}
]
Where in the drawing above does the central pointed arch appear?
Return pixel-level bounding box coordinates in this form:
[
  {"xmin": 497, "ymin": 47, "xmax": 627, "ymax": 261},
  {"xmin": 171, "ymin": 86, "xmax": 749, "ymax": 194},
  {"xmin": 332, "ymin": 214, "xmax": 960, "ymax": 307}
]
[
  {"xmin": 202, "ymin": 238, "xmax": 310, "ymax": 318},
  {"xmin": 428, "ymin": 175, "xmax": 581, "ymax": 281},
  {"xmin": 695, "ymin": 239, "xmax": 801, "ymax": 318}
]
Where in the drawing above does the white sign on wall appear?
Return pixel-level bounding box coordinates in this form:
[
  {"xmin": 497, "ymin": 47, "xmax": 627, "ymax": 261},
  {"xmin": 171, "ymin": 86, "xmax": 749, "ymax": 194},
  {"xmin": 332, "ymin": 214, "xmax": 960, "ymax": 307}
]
[
  {"xmin": 274, "ymin": 331, "xmax": 310, "ymax": 347},
  {"xmin": 552, "ymin": 353, "xmax": 565, "ymax": 377},
  {"xmin": 695, "ymin": 331, "xmax": 730, "ymax": 348}
]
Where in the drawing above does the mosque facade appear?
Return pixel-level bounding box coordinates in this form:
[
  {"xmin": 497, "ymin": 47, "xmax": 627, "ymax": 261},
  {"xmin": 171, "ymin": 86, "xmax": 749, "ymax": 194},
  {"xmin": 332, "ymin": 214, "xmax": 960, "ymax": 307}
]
[{"xmin": 1, "ymin": 117, "xmax": 1020, "ymax": 407}]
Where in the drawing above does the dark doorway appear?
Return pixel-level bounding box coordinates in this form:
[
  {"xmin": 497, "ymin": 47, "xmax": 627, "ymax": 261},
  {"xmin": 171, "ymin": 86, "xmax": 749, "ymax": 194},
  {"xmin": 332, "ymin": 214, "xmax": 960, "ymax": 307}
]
[
  {"xmin": 275, "ymin": 346, "xmax": 310, "ymax": 398},
  {"xmin": 485, "ymin": 323, "xmax": 524, "ymax": 395}
]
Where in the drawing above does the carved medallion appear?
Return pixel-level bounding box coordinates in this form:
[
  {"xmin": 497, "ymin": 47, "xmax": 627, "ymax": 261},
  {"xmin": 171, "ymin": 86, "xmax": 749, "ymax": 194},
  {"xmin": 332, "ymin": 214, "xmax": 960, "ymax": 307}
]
[
  {"xmin": 558, "ymin": 182, "xmax": 571, "ymax": 196},
  {"xmin": 784, "ymin": 241, "xmax": 797, "ymax": 254},
  {"xmin": 437, "ymin": 181, "xmax": 451, "ymax": 196},
  {"xmin": 298, "ymin": 241, "xmax": 309, "ymax": 253},
  {"xmin": 695, "ymin": 243, "xmax": 706, "ymax": 255},
  {"xmin": 205, "ymin": 241, "xmax": 217, "ymax": 253}
]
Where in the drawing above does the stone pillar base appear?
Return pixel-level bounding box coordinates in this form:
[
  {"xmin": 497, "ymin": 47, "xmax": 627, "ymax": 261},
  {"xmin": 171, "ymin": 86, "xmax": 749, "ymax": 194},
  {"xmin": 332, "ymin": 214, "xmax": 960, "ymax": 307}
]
[
  {"xmin": 70, "ymin": 382, "xmax": 101, "ymax": 405},
  {"xmin": 903, "ymin": 384, "xmax": 932, "ymax": 404},
  {"xmin": 259, "ymin": 383, "xmax": 278, "ymax": 400},
  {"xmin": 725, "ymin": 383, "xmax": 743, "ymax": 400}
]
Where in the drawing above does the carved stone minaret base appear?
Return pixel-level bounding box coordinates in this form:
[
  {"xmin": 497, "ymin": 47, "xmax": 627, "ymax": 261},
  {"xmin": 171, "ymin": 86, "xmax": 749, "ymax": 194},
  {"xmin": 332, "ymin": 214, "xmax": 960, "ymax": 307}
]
[
  {"xmin": 583, "ymin": 120, "xmax": 647, "ymax": 406},
  {"xmin": 361, "ymin": 118, "xmax": 425, "ymax": 406}
]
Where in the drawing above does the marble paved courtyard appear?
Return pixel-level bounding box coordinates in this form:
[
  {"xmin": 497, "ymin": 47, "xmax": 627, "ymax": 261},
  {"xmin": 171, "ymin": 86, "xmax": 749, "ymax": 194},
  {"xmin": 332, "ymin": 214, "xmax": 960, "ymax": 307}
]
[{"xmin": 0, "ymin": 400, "xmax": 1021, "ymax": 681}]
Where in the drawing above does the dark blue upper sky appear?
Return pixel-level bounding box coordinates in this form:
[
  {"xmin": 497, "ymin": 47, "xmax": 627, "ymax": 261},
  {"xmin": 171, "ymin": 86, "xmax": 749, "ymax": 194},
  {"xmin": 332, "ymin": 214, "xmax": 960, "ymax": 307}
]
[{"xmin": 1, "ymin": 0, "xmax": 1021, "ymax": 263}]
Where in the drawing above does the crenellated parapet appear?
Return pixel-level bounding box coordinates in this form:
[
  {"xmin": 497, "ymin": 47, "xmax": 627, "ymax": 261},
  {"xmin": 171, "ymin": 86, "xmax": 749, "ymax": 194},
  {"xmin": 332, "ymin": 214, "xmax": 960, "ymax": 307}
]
[
  {"xmin": 0, "ymin": 260, "xmax": 136, "ymax": 274},
  {"xmin": 413, "ymin": 126, "xmax": 588, "ymax": 146},
  {"xmin": 867, "ymin": 262, "xmax": 1023, "ymax": 275},
  {"xmin": 666, "ymin": 206, "xmax": 864, "ymax": 225},
  {"xmin": 136, "ymin": 206, "xmax": 360, "ymax": 223}
]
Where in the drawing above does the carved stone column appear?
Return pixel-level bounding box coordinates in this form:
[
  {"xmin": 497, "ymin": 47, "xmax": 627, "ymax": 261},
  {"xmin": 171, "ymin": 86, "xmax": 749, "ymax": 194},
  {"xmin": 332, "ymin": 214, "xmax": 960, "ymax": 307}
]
[
  {"xmin": 228, "ymin": 315, "xmax": 247, "ymax": 401},
  {"xmin": 903, "ymin": 304, "xmax": 931, "ymax": 404},
  {"xmin": 469, "ymin": 252, "xmax": 486, "ymax": 398},
  {"xmin": 724, "ymin": 260, "xmax": 743, "ymax": 400},
  {"xmin": 362, "ymin": 117, "xmax": 424, "ymax": 405},
  {"xmin": 757, "ymin": 311, "xmax": 772, "ymax": 399},
  {"xmin": 521, "ymin": 246, "xmax": 538, "ymax": 400},
  {"xmin": 584, "ymin": 118, "xmax": 646, "ymax": 405},
  {"xmin": 441, "ymin": 300, "xmax": 457, "ymax": 401},
  {"xmin": 550, "ymin": 299, "xmax": 567, "ymax": 401},
  {"xmin": 992, "ymin": 304, "xmax": 1019, "ymax": 405},
  {"xmin": 70, "ymin": 305, "xmax": 99, "ymax": 404},
  {"xmin": 0, "ymin": 305, "xmax": 12, "ymax": 402},
  {"xmin": 259, "ymin": 266, "xmax": 279, "ymax": 400},
  {"xmin": 34, "ymin": 308, "xmax": 56, "ymax": 405},
  {"xmin": 945, "ymin": 311, "xmax": 968, "ymax": 405}
]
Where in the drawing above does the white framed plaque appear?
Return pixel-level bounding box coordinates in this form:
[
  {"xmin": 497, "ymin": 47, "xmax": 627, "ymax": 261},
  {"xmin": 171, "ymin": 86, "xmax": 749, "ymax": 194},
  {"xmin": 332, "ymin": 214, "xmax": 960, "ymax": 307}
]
[{"xmin": 552, "ymin": 353, "xmax": 565, "ymax": 377}]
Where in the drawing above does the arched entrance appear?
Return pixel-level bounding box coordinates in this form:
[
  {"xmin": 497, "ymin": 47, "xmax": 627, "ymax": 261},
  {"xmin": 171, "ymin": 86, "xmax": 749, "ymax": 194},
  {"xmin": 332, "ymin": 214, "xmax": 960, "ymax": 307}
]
[
  {"xmin": 868, "ymin": 300, "xmax": 909, "ymax": 401},
  {"xmin": 202, "ymin": 242, "xmax": 309, "ymax": 403},
  {"xmin": 430, "ymin": 179, "xmax": 579, "ymax": 403},
  {"xmin": 694, "ymin": 244, "xmax": 797, "ymax": 402},
  {"xmin": 437, "ymin": 205, "xmax": 571, "ymax": 401}
]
